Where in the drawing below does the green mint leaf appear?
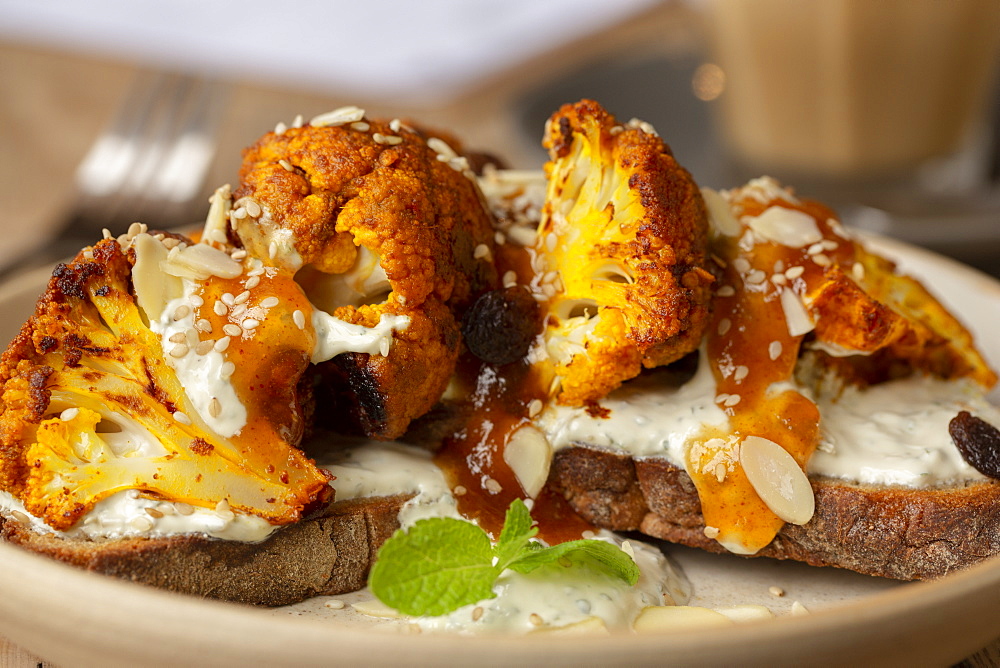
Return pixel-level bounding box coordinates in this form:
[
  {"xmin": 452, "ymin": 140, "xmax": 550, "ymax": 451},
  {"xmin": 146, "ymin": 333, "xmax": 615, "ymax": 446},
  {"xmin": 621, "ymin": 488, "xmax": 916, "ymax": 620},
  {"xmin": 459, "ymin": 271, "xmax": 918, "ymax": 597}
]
[
  {"xmin": 507, "ymin": 538, "xmax": 641, "ymax": 586},
  {"xmin": 368, "ymin": 517, "xmax": 499, "ymax": 616},
  {"xmin": 492, "ymin": 498, "xmax": 538, "ymax": 571}
]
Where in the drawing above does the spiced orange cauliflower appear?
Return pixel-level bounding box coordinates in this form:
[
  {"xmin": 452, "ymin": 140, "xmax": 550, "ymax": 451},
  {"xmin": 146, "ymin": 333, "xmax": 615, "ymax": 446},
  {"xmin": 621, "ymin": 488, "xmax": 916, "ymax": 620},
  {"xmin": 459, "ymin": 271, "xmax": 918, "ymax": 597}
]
[
  {"xmin": 0, "ymin": 236, "xmax": 331, "ymax": 531},
  {"xmin": 232, "ymin": 109, "xmax": 498, "ymax": 438},
  {"xmin": 532, "ymin": 100, "xmax": 714, "ymax": 405}
]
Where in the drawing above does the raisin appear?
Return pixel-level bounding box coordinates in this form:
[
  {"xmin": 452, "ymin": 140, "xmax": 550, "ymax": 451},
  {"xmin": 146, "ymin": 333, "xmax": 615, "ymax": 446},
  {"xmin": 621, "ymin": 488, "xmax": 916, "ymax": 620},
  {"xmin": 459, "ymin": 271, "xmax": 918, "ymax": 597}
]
[
  {"xmin": 949, "ymin": 411, "xmax": 1000, "ymax": 479},
  {"xmin": 461, "ymin": 287, "xmax": 540, "ymax": 366}
]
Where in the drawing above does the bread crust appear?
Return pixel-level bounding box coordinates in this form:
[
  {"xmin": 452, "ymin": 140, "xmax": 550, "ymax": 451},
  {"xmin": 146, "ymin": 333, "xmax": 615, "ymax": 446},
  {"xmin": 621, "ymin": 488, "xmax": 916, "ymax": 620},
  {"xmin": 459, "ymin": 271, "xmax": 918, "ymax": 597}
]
[
  {"xmin": 0, "ymin": 495, "xmax": 409, "ymax": 606},
  {"xmin": 549, "ymin": 445, "xmax": 1000, "ymax": 580}
]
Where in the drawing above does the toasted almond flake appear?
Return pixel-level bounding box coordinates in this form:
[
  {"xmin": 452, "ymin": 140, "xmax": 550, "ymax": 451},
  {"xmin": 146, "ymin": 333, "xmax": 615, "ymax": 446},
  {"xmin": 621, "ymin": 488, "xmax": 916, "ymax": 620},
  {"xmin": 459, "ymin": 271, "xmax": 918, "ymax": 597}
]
[
  {"xmin": 310, "ymin": 106, "xmax": 365, "ymax": 127},
  {"xmin": 102, "ymin": 228, "xmax": 113, "ymax": 239},
  {"xmin": 780, "ymin": 288, "xmax": 814, "ymax": 337},
  {"xmin": 60, "ymin": 408, "xmax": 80, "ymax": 421},
  {"xmin": 746, "ymin": 207, "xmax": 822, "ymax": 248},
  {"xmin": 173, "ymin": 411, "xmax": 192, "ymax": 425},
  {"xmin": 223, "ymin": 324, "xmax": 242, "ymax": 337},
  {"xmin": 293, "ymin": 309, "xmax": 306, "ymax": 330},
  {"xmin": 503, "ymin": 425, "xmax": 552, "ymax": 498},
  {"xmin": 373, "ymin": 132, "xmax": 403, "ymax": 145},
  {"xmin": 261, "ymin": 296, "xmax": 279, "ymax": 308},
  {"xmin": 214, "ymin": 336, "xmax": 231, "ymax": 352},
  {"xmin": 633, "ymin": 606, "xmax": 732, "ymax": 633},
  {"xmin": 740, "ymin": 435, "xmax": 815, "ymax": 525}
]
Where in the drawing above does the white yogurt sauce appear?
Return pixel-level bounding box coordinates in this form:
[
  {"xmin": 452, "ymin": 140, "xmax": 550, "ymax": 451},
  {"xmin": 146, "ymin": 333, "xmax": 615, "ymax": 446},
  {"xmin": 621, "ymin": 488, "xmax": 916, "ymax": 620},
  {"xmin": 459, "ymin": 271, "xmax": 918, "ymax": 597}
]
[
  {"xmin": 0, "ymin": 489, "xmax": 274, "ymax": 542},
  {"xmin": 323, "ymin": 442, "xmax": 690, "ymax": 633},
  {"xmin": 150, "ymin": 284, "xmax": 247, "ymax": 438},
  {"xmin": 311, "ymin": 311, "xmax": 411, "ymax": 364},
  {"xmin": 540, "ymin": 353, "xmax": 999, "ymax": 488}
]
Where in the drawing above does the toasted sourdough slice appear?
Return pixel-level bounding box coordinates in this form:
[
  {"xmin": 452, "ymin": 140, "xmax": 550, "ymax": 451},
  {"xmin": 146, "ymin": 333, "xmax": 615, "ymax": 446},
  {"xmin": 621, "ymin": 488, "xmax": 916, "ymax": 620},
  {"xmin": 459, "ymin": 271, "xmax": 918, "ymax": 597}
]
[
  {"xmin": 0, "ymin": 495, "xmax": 409, "ymax": 607},
  {"xmin": 549, "ymin": 446, "xmax": 1000, "ymax": 580}
]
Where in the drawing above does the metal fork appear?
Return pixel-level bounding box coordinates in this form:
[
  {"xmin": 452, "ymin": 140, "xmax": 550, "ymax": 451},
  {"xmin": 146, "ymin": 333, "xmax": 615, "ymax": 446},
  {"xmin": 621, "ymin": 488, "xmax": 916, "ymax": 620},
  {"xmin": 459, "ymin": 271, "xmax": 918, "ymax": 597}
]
[{"xmin": 0, "ymin": 71, "xmax": 228, "ymax": 279}]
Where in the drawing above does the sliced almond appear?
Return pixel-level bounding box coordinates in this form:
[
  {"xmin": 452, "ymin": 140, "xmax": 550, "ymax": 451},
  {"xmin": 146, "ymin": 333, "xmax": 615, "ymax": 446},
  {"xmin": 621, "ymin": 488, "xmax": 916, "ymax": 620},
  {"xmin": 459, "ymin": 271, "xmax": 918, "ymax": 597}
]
[
  {"xmin": 739, "ymin": 435, "xmax": 815, "ymax": 525},
  {"xmin": 700, "ymin": 188, "xmax": 741, "ymax": 238},
  {"xmin": 351, "ymin": 599, "xmax": 401, "ymax": 618},
  {"xmin": 746, "ymin": 206, "xmax": 822, "ymax": 248},
  {"xmin": 531, "ymin": 616, "xmax": 608, "ymax": 636},
  {"xmin": 633, "ymin": 606, "xmax": 732, "ymax": 633},
  {"xmin": 503, "ymin": 425, "xmax": 552, "ymax": 498},
  {"xmin": 780, "ymin": 287, "xmax": 814, "ymax": 337},
  {"xmin": 713, "ymin": 605, "xmax": 776, "ymax": 623},
  {"xmin": 132, "ymin": 234, "xmax": 183, "ymax": 323},
  {"xmin": 162, "ymin": 243, "xmax": 243, "ymax": 281}
]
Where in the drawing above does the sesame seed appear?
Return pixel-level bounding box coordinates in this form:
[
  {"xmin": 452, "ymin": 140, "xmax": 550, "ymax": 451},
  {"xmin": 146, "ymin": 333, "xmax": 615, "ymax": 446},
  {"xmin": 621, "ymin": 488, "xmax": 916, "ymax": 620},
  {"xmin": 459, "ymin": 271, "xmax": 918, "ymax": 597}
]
[
  {"xmin": 169, "ymin": 344, "xmax": 189, "ymax": 358},
  {"xmin": 771, "ymin": 273, "xmax": 787, "ymax": 285},
  {"xmin": 389, "ymin": 118, "xmax": 402, "ymax": 132},
  {"xmin": 494, "ymin": 231, "xmax": 506, "ymax": 245},
  {"xmin": 717, "ymin": 285, "xmax": 736, "ymax": 297},
  {"xmin": 102, "ymin": 228, "xmax": 113, "ymax": 239},
  {"xmin": 768, "ymin": 340, "xmax": 783, "ymax": 360},
  {"xmin": 473, "ymin": 243, "xmax": 491, "ymax": 260},
  {"xmin": 852, "ymin": 262, "xmax": 865, "ymax": 281},
  {"xmin": 373, "ymin": 132, "xmax": 402, "ymax": 145},
  {"xmin": 10, "ymin": 510, "xmax": 30, "ymax": 524},
  {"xmin": 529, "ymin": 613, "xmax": 544, "ymax": 626},
  {"xmin": 350, "ymin": 121, "xmax": 370, "ymax": 132},
  {"xmin": 279, "ymin": 159, "xmax": 294, "ymax": 172},
  {"xmin": 156, "ymin": 503, "xmax": 175, "ymax": 516},
  {"xmin": 245, "ymin": 276, "xmax": 261, "ymax": 290},
  {"xmin": 223, "ymin": 324, "xmax": 242, "ymax": 337},
  {"xmin": 232, "ymin": 207, "xmax": 248, "ymax": 220},
  {"xmin": 214, "ymin": 301, "xmax": 228, "ymax": 316},
  {"xmin": 785, "ymin": 266, "xmax": 804, "ymax": 279},
  {"xmin": 715, "ymin": 463, "xmax": 727, "ymax": 482},
  {"xmin": 248, "ymin": 266, "xmax": 265, "ymax": 277},
  {"xmin": 734, "ymin": 365, "xmax": 749, "ymax": 382},
  {"xmin": 807, "ymin": 242, "xmax": 824, "ymax": 255},
  {"xmin": 704, "ymin": 526, "xmax": 720, "ymax": 539},
  {"xmin": 581, "ymin": 530, "xmax": 596, "ymax": 539},
  {"xmin": 310, "ymin": 106, "xmax": 365, "ymax": 127},
  {"xmin": 173, "ymin": 411, "xmax": 192, "ymax": 425},
  {"xmin": 379, "ymin": 337, "xmax": 390, "ymax": 357},
  {"xmin": 127, "ymin": 489, "xmax": 141, "ymax": 499},
  {"xmin": 769, "ymin": 586, "xmax": 785, "ymax": 597},
  {"xmin": 231, "ymin": 249, "xmax": 248, "ymax": 260},
  {"xmin": 173, "ymin": 305, "xmax": 191, "ymax": 321},
  {"xmin": 234, "ymin": 290, "xmax": 251, "ymax": 305},
  {"xmin": 195, "ymin": 340, "xmax": 214, "ymax": 355},
  {"xmin": 293, "ymin": 310, "xmax": 306, "ymax": 330},
  {"xmin": 145, "ymin": 507, "xmax": 163, "ymax": 519},
  {"xmin": 209, "ymin": 397, "xmax": 221, "ymax": 418},
  {"xmin": 245, "ymin": 200, "xmax": 262, "ymax": 218},
  {"xmin": 195, "ymin": 319, "xmax": 213, "ymax": 333},
  {"xmin": 503, "ymin": 270, "xmax": 518, "ymax": 288},
  {"xmin": 733, "ymin": 257, "xmax": 751, "ymax": 274},
  {"xmin": 214, "ymin": 336, "xmax": 231, "ymax": 352},
  {"xmin": 745, "ymin": 269, "xmax": 766, "ymax": 284},
  {"xmin": 545, "ymin": 232, "xmax": 558, "ymax": 252},
  {"xmin": 718, "ymin": 318, "xmax": 732, "ymax": 336},
  {"xmin": 292, "ymin": 114, "xmax": 304, "ymax": 128},
  {"xmin": 230, "ymin": 304, "xmax": 247, "ymax": 320},
  {"xmin": 268, "ymin": 242, "xmax": 277, "ymax": 259},
  {"xmin": 724, "ymin": 394, "xmax": 741, "ymax": 407},
  {"xmin": 453, "ymin": 485, "xmax": 467, "ymax": 496},
  {"xmin": 813, "ymin": 253, "xmax": 831, "ymax": 266},
  {"xmin": 175, "ymin": 502, "xmax": 194, "ymax": 515},
  {"xmin": 274, "ymin": 121, "xmax": 287, "ymax": 135},
  {"xmin": 216, "ymin": 498, "xmax": 231, "ymax": 514},
  {"xmin": 260, "ymin": 296, "xmax": 279, "ymax": 308},
  {"xmin": 242, "ymin": 318, "xmax": 260, "ymax": 330},
  {"xmin": 484, "ymin": 478, "xmax": 502, "ymax": 494},
  {"xmin": 326, "ymin": 599, "xmax": 346, "ymax": 610},
  {"xmin": 130, "ymin": 516, "xmax": 154, "ymax": 532},
  {"xmin": 221, "ymin": 361, "xmax": 236, "ymax": 378},
  {"xmin": 528, "ymin": 399, "xmax": 543, "ymax": 418},
  {"xmin": 168, "ymin": 332, "xmax": 186, "ymax": 344},
  {"xmin": 162, "ymin": 237, "xmax": 180, "ymax": 249},
  {"xmin": 60, "ymin": 407, "xmax": 79, "ymax": 421},
  {"xmin": 190, "ymin": 295, "xmax": 204, "ymax": 307}
]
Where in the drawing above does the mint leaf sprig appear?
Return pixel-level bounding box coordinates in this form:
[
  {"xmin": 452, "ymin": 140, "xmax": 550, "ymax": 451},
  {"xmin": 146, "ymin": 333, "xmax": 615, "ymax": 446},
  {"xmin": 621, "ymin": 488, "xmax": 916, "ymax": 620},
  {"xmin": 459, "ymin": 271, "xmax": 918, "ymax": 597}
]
[{"xmin": 368, "ymin": 499, "xmax": 640, "ymax": 617}]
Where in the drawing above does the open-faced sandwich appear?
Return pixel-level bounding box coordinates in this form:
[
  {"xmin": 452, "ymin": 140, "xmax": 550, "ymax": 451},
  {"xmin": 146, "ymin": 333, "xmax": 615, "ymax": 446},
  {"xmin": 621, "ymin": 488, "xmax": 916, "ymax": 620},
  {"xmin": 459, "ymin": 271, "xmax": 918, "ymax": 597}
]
[{"xmin": 1, "ymin": 99, "xmax": 998, "ymax": 632}]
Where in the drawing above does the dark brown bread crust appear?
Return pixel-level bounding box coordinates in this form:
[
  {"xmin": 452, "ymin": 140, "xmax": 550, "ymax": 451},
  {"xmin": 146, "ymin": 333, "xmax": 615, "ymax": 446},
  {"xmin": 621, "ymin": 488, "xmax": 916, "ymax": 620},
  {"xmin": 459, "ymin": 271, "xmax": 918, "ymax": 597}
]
[
  {"xmin": 549, "ymin": 446, "xmax": 1000, "ymax": 580},
  {"xmin": 0, "ymin": 495, "xmax": 409, "ymax": 607}
]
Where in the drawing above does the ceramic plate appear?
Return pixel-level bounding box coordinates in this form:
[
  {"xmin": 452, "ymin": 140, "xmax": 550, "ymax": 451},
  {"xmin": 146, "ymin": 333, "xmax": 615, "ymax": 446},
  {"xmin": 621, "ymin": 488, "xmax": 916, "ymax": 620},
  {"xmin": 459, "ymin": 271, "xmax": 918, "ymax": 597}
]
[{"xmin": 0, "ymin": 235, "xmax": 998, "ymax": 667}]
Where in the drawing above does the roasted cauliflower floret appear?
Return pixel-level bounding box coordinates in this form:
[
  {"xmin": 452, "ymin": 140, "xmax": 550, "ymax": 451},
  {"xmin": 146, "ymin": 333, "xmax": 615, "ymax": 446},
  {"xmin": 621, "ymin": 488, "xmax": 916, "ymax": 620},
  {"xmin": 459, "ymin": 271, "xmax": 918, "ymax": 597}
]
[
  {"xmin": 231, "ymin": 109, "xmax": 498, "ymax": 439},
  {"xmin": 0, "ymin": 236, "xmax": 331, "ymax": 531},
  {"xmin": 532, "ymin": 100, "xmax": 714, "ymax": 405}
]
